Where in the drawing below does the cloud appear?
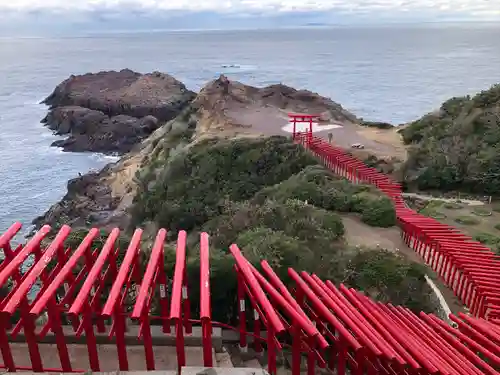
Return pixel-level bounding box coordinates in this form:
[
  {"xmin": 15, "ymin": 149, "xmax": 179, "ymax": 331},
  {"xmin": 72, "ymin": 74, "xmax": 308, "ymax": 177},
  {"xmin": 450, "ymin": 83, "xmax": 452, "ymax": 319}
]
[
  {"xmin": 0, "ymin": 0, "xmax": 498, "ymax": 35},
  {"xmin": 0, "ymin": 0, "xmax": 499, "ymax": 17}
]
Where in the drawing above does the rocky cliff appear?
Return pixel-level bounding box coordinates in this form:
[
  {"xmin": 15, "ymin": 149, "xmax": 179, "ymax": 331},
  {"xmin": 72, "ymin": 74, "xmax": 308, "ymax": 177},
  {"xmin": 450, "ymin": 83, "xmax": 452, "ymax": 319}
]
[
  {"xmin": 33, "ymin": 75, "xmax": 359, "ymax": 232},
  {"xmin": 42, "ymin": 69, "xmax": 196, "ymax": 154},
  {"xmin": 192, "ymin": 75, "xmax": 357, "ymax": 136}
]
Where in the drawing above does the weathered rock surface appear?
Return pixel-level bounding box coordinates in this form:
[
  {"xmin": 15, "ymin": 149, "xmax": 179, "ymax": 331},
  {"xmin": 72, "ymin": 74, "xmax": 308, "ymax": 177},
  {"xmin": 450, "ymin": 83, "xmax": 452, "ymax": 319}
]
[
  {"xmin": 32, "ymin": 168, "xmax": 118, "ymax": 230},
  {"xmin": 42, "ymin": 69, "xmax": 196, "ymax": 154},
  {"xmin": 43, "ymin": 106, "xmax": 159, "ymax": 153},
  {"xmin": 192, "ymin": 74, "xmax": 358, "ymax": 136},
  {"xmin": 31, "ymin": 120, "xmax": 179, "ymax": 231}
]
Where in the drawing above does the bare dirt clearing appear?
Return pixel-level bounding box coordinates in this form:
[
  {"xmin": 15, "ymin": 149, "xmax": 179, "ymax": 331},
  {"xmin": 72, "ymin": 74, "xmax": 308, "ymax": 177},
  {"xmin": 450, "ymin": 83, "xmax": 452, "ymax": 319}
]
[{"xmin": 341, "ymin": 214, "xmax": 466, "ymax": 315}]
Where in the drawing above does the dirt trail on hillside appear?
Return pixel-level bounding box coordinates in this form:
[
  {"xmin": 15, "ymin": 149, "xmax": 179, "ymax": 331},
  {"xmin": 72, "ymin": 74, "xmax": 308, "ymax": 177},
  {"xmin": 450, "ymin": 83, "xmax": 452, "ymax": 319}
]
[{"xmin": 342, "ymin": 214, "xmax": 466, "ymax": 315}]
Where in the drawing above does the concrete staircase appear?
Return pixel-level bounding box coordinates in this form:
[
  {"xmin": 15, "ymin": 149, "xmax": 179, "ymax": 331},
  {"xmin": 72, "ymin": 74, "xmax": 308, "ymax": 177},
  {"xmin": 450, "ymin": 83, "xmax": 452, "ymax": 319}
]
[{"xmin": 6, "ymin": 326, "xmax": 273, "ymax": 374}]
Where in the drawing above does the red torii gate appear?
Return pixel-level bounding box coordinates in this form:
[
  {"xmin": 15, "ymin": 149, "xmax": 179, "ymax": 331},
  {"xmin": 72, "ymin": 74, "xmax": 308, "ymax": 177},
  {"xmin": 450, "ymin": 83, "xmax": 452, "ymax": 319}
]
[
  {"xmin": 293, "ymin": 129, "xmax": 500, "ymax": 323},
  {"xmin": 0, "ymin": 222, "xmax": 500, "ymax": 374},
  {"xmin": 0, "ymin": 125, "xmax": 499, "ymax": 374},
  {"xmin": 288, "ymin": 113, "xmax": 321, "ymax": 143}
]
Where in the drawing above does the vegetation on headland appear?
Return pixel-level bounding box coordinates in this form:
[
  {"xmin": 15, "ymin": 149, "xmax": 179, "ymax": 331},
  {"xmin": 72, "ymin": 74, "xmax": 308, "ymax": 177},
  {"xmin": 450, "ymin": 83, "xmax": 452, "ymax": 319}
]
[
  {"xmin": 128, "ymin": 135, "xmax": 435, "ymax": 320},
  {"xmin": 401, "ymin": 84, "xmax": 500, "ymax": 195},
  {"xmin": 359, "ymin": 120, "xmax": 395, "ymax": 129},
  {"xmin": 60, "ymin": 135, "xmax": 438, "ymax": 322}
]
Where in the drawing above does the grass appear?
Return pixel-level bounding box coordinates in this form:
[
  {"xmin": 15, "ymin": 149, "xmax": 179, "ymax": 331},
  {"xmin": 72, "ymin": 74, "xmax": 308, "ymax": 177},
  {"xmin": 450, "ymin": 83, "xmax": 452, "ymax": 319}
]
[
  {"xmin": 454, "ymin": 216, "xmax": 480, "ymax": 225},
  {"xmin": 443, "ymin": 202, "xmax": 463, "ymax": 210},
  {"xmin": 409, "ymin": 197, "xmax": 500, "ymax": 253},
  {"xmin": 419, "ymin": 200, "xmax": 448, "ymax": 219},
  {"xmin": 473, "ymin": 232, "xmax": 500, "ymax": 254}
]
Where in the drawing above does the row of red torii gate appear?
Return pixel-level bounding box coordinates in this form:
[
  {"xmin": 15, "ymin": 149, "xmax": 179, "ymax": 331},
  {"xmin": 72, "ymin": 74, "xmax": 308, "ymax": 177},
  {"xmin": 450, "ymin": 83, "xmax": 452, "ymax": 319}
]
[{"xmin": 0, "ymin": 114, "xmax": 498, "ymax": 375}]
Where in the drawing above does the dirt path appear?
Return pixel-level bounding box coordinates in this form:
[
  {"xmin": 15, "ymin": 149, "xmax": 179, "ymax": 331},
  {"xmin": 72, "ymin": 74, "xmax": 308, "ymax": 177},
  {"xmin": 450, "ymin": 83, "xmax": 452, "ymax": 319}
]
[
  {"xmin": 226, "ymin": 105, "xmax": 405, "ymax": 160},
  {"xmin": 342, "ymin": 214, "xmax": 409, "ymax": 254},
  {"xmin": 342, "ymin": 214, "xmax": 466, "ymax": 315},
  {"xmin": 355, "ymin": 126, "xmax": 407, "ymax": 160}
]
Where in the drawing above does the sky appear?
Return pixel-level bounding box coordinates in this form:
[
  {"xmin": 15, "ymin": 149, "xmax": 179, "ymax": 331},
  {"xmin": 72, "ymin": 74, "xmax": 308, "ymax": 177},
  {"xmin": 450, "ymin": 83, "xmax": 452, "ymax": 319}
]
[{"xmin": 0, "ymin": 0, "xmax": 499, "ymax": 34}]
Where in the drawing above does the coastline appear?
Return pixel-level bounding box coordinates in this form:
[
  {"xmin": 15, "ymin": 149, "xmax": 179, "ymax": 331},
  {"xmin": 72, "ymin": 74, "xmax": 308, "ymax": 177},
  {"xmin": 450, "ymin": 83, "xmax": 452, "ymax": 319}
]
[{"xmin": 26, "ymin": 70, "xmax": 409, "ymax": 234}]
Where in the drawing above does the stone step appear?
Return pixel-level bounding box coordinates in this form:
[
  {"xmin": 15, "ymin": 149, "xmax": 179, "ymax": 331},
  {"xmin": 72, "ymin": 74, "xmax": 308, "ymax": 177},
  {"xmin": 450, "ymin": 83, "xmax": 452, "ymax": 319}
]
[
  {"xmin": 242, "ymin": 359, "xmax": 261, "ymax": 368},
  {"xmin": 182, "ymin": 366, "xmax": 269, "ymax": 375},
  {"xmin": 215, "ymin": 348, "xmax": 234, "ymax": 368},
  {"xmin": 9, "ymin": 325, "xmax": 222, "ymax": 351},
  {"xmin": 7, "ymin": 343, "xmax": 215, "ymax": 372}
]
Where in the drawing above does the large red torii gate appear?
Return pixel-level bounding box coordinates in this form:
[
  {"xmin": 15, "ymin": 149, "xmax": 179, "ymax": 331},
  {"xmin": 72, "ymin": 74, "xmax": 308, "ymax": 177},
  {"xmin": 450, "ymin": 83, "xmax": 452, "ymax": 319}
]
[
  {"xmin": 0, "ymin": 124, "xmax": 498, "ymax": 373},
  {"xmin": 0, "ymin": 222, "xmax": 499, "ymax": 374},
  {"xmin": 288, "ymin": 113, "xmax": 321, "ymax": 143},
  {"xmin": 293, "ymin": 127, "xmax": 500, "ymax": 322}
]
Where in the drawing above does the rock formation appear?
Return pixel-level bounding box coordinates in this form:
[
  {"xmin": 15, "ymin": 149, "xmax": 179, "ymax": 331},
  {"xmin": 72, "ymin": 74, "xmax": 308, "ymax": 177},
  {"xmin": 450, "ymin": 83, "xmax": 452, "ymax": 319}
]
[
  {"xmin": 33, "ymin": 75, "xmax": 362, "ymax": 231},
  {"xmin": 192, "ymin": 75, "xmax": 358, "ymax": 136},
  {"xmin": 42, "ymin": 69, "xmax": 196, "ymax": 154}
]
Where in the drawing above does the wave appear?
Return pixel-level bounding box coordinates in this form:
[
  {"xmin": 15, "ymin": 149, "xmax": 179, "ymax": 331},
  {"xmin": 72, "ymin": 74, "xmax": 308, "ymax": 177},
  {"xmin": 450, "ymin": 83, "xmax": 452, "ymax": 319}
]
[
  {"xmin": 220, "ymin": 63, "xmax": 257, "ymax": 71},
  {"xmin": 89, "ymin": 153, "xmax": 120, "ymax": 163},
  {"xmin": 29, "ymin": 191, "xmax": 50, "ymax": 200}
]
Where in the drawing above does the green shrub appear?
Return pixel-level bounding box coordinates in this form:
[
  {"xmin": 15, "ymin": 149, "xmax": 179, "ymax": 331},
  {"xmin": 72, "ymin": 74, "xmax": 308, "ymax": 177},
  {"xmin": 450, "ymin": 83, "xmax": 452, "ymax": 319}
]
[
  {"xmin": 428, "ymin": 211, "xmax": 447, "ymax": 219},
  {"xmin": 132, "ymin": 136, "xmax": 318, "ymax": 232},
  {"xmin": 472, "ymin": 207, "xmax": 492, "ymax": 216},
  {"xmin": 253, "ymin": 166, "xmax": 396, "ymax": 227},
  {"xmin": 235, "ymin": 227, "xmax": 310, "ymax": 281},
  {"xmin": 203, "ymin": 199, "xmax": 345, "ymax": 251},
  {"xmin": 401, "ymin": 85, "xmax": 500, "ymax": 195},
  {"xmin": 127, "ymin": 136, "xmax": 434, "ymax": 320},
  {"xmin": 344, "ymin": 250, "xmax": 437, "ymax": 313},
  {"xmin": 419, "ymin": 201, "xmax": 447, "ymax": 220},
  {"xmin": 474, "ymin": 232, "xmax": 500, "ymax": 245},
  {"xmin": 494, "ymin": 223, "xmax": 500, "ymax": 231},
  {"xmin": 443, "ymin": 202, "xmax": 463, "ymax": 209},
  {"xmin": 359, "ymin": 196, "xmax": 397, "ymax": 227},
  {"xmin": 455, "ymin": 216, "xmax": 480, "ymax": 225}
]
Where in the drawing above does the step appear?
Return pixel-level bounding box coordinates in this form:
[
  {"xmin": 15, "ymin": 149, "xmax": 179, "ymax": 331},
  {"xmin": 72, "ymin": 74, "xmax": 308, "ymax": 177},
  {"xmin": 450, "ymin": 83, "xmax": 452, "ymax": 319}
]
[
  {"xmin": 9, "ymin": 325, "xmax": 222, "ymax": 351},
  {"xmin": 182, "ymin": 366, "xmax": 269, "ymax": 375},
  {"xmin": 215, "ymin": 347, "xmax": 234, "ymax": 368},
  {"xmin": 6, "ymin": 343, "xmax": 215, "ymax": 372},
  {"xmin": 242, "ymin": 359, "xmax": 261, "ymax": 368}
]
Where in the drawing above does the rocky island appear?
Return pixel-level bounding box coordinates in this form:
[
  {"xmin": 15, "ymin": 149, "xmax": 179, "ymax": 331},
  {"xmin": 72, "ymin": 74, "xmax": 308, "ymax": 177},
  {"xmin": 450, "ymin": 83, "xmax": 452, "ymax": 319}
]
[{"xmin": 41, "ymin": 69, "xmax": 196, "ymax": 154}]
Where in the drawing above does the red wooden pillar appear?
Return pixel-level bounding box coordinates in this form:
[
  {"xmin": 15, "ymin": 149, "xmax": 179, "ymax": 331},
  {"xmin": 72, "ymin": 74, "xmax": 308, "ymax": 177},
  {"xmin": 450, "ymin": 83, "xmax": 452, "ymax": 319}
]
[
  {"xmin": 292, "ymin": 287, "xmax": 304, "ymax": 375},
  {"xmin": 199, "ymin": 232, "xmax": 213, "ymax": 367},
  {"xmin": 308, "ymin": 117, "xmax": 313, "ymax": 145},
  {"xmin": 237, "ymin": 269, "xmax": 247, "ymax": 352},
  {"xmin": 292, "ymin": 117, "xmax": 297, "ymax": 139},
  {"xmin": 253, "ymin": 308, "xmax": 262, "ymax": 353}
]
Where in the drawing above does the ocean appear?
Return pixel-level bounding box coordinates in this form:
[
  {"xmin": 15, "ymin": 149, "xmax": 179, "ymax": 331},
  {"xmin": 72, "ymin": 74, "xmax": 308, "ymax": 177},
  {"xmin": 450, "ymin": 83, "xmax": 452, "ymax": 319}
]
[{"xmin": 1, "ymin": 25, "xmax": 500, "ymax": 239}]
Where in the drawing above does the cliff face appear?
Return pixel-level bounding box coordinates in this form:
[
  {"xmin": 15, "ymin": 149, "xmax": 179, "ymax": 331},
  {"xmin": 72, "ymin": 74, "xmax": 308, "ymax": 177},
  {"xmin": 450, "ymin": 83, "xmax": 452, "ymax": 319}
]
[
  {"xmin": 33, "ymin": 75, "xmax": 359, "ymax": 232},
  {"xmin": 42, "ymin": 69, "xmax": 196, "ymax": 154},
  {"xmin": 32, "ymin": 123, "xmax": 172, "ymax": 231},
  {"xmin": 42, "ymin": 106, "xmax": 160, "ymax": 154}
]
